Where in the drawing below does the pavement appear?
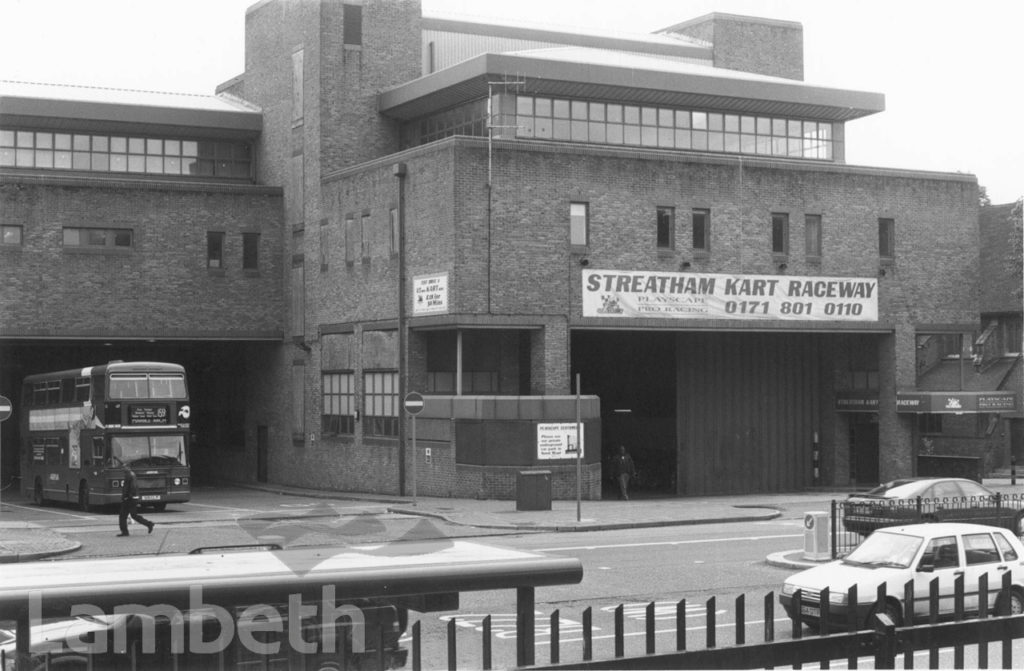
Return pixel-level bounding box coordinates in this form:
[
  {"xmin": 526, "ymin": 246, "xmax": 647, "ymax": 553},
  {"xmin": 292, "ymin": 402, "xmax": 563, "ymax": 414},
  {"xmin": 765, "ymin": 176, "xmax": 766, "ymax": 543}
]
[{"xmin": 3, "ymin": 477, "xmax": 1021, "ymax": 569}]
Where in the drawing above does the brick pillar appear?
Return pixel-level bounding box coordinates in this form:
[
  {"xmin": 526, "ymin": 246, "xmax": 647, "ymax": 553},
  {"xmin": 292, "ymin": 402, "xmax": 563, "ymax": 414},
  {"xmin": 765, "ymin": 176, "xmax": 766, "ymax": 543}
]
[
  {"xmin": 878, "ymin": 324, "xmax": 915, "ymax": 481},
  {"xmin": 530, "ymin": 318, "xmax": 570, "ymax": 395}
]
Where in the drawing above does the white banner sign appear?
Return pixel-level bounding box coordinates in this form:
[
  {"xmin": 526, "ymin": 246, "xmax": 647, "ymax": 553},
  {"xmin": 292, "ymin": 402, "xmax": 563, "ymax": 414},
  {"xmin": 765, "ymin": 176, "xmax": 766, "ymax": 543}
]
[
  {"xmin": 537, "ymin": 422, "xmax": 585, "ymax": 460},
  {"xmin": 413, "ymin": 273, "xmax": 449, "ymax": 315},
  {"xmin": 583, "ymin": 270, "xmax": 877, "ymax": 321}
]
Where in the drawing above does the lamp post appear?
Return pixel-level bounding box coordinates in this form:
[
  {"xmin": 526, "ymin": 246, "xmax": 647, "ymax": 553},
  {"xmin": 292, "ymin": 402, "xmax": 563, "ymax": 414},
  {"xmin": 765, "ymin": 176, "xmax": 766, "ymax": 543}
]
[{"xmin": 394, "ymin": 162, "xmax": 408, "ymax": 495}]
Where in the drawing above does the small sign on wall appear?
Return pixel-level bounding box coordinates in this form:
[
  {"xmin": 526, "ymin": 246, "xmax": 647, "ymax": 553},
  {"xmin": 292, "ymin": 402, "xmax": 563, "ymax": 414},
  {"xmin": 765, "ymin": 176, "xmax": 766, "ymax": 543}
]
[
  {"xmin": 537, "ymin": 422, "xmax": 585, "ymax": 460},
  {"xmin": 413, "ymin": 273, "xmax": 449, "ymax": 315}
]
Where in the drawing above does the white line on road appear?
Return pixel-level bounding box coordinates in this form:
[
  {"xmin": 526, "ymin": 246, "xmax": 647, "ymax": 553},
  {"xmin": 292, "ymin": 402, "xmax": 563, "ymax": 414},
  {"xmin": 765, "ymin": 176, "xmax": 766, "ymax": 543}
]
[
  {"xmin": 0, "ymin": 502, "xmax": 98, "ymax": 520},
  {"xmin": 536, "ymin": 533, "xmax": 803, "ymax": 552}
]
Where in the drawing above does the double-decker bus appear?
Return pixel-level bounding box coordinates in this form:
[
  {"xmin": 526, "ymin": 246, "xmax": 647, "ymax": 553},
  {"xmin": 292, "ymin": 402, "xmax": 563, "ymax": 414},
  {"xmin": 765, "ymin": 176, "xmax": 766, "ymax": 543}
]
[{"xmin": 20, "ymin": 361, "xmax": 191, "ymax": 511}]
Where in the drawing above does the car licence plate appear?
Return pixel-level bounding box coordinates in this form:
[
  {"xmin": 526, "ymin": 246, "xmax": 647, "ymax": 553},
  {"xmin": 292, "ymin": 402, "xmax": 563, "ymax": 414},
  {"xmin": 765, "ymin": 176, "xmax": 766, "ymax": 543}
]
[
  {"xmin": 800, "ymin": 605, "xmax": 819, "ymax": 618},
  {"xmin": 141, "ymin": 495, "xmax": 161, "ymax": 501}
]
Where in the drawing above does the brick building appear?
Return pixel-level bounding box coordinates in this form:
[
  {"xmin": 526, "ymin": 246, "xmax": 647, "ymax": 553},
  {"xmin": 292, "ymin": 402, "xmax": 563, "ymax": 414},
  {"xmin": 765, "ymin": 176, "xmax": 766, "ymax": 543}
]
[{"xmin": 1, "ymin": 0, "xmax": 1015, "ymax": 500}]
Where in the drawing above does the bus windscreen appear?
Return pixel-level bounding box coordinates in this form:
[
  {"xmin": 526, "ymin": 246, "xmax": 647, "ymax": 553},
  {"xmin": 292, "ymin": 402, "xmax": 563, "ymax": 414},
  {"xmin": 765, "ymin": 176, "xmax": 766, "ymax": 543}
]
[{"xmin": 112, "ymin": 435, "xmax": 187, "ymax": 466}]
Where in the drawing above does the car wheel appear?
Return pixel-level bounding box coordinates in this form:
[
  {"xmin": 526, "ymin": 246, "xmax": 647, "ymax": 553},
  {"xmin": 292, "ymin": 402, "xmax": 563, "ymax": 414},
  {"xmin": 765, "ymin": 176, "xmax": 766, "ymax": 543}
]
[
  {"xmin": 33, "ymin": 478, "xmax": 45, "ymax": 506},
  {"xmin": 867, "ymin": 599, "xmax": 902, "ymax": 628},
  {"xmin": 995, "ymin": 588, "xmax": 1024, "ymax": 616}
]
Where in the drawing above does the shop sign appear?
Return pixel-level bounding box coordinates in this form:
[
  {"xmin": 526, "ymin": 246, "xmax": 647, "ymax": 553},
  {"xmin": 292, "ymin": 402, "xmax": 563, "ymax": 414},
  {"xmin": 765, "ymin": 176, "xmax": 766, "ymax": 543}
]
[
  {"xmin": 413, "ymin": 273, "xmax": 449, "ymax": 315},
  {"xmin": 835, "ymin": 392, "xmax": 879, "ymax": 412},
  {"xmin": 895, "ymin": 390, "xmax": 1017, "ymax": 414},
  {"xmin": 537, "ymin": 422, "xmax": 584, "ymax": 460},
  {"xmin": 582, "ymin": 270, "xmax": 877, "ymax": 322}
]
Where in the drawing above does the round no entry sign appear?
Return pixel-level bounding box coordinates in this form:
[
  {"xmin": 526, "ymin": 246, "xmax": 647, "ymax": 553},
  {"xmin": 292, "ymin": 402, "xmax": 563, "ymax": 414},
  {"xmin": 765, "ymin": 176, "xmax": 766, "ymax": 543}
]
[
  {"xmin": 0, "ymin": 395, "xmax": 11, "ymax": 423},
  {"xmin": 404, "ymin": 391, "xmax": 424, "ymax": 415}
]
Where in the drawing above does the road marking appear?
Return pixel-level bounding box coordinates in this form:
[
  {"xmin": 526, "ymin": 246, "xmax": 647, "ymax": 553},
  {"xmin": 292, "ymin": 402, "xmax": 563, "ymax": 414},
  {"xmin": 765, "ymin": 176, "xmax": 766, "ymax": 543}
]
[
  {"xmin": 536, "ymin": 533, "xmax": 803, "ymax": 552},
  {"xmin": 0, "ymin": 502, "xmax": 97, "ymax": 519}
]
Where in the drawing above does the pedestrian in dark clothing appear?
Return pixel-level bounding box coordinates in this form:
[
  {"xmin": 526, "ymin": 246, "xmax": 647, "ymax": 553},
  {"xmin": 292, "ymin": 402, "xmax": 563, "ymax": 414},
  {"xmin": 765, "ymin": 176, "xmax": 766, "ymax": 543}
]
[
  {"xmin": 613, "ymin": 445, "xmax": 636, "ymax": 500},
  {"xmin": 118, "ymin": 468, "xmax": 154, "ymax": 536}
]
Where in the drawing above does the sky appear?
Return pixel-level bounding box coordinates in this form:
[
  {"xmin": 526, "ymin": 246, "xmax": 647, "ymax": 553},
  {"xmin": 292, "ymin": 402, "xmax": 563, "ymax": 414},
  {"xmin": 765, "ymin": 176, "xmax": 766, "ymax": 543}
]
[{"xmin": 0, "ymin": 0, "xmax": 1020, "ymax": 203}]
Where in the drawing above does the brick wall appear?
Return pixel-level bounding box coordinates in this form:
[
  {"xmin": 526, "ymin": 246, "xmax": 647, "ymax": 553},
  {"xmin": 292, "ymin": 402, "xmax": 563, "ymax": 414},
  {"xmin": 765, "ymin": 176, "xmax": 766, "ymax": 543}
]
[{"xmin": 0, "ymin": 176, "xmax": 284, "ymax": 338}]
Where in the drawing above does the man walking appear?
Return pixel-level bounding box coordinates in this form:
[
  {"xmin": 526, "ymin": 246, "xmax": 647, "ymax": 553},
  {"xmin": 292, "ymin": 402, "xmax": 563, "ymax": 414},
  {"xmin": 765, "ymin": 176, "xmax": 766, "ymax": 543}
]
[
  {"xmin": 118, "ymin": 468, "xmax": 155, "ymax": 536},
  {"xmin": 613, "ymin": 445, "xmax": 636, "ymax": 501}
]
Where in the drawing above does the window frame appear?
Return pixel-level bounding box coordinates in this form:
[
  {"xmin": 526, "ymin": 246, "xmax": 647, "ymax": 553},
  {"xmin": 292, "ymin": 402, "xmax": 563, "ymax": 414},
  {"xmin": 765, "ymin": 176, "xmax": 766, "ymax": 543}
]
[
  {"xmin": 805, "ymin": 213, "xmax": 822, "ymax": 260},
  {"xmin": 656, "ymin": 206, "xmax": 675, "ymax": 250},
  {"xmin": 63, "ymin": 226, "xmax": 133, "ymax": 251},
  {"xmin": 363, "ymin": 370, "xmax": 399, "ymax": 437},
  {"xmin": 1, "ymin": 224, "xmax": 23, "ymax": 247},
  {"xmin": 321, "ymin": 371, "xmax": 356, "ymax": 436},
  {"xmin": 206, "ymin": 231, "xmax": 225, "ymax": 269},
  {"xmin": 242, "ymin": 231, "xmax": 260, "ymax": 271},
  {"xmin": 879, "ymin": 217, "xmax": 895, "ymax": 261},
  {"xmin": 692, "ymin": 208, "xmax": 710, "ymax": 254},
  {"xmin": 771, "ymin": 212, "xmax": 790, "ymax": 256},
  {"xmin": 570, "ymin": 202, "xmax": 589, "ymax": 247}
]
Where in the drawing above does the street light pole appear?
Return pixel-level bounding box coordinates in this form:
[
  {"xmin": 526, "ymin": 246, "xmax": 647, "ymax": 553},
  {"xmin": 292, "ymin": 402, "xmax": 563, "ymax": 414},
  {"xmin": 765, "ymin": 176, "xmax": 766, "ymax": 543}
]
[{"xmin": 394, "ymin": 162, "xmax": 408, "ymax": 496}]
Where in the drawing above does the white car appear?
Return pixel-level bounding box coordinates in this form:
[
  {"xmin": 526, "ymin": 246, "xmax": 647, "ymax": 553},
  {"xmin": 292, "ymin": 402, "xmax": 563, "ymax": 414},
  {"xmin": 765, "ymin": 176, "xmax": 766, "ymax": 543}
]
[{"xmin": 780, "ymin": 522, "xmax": 1024, "ymax": 631}]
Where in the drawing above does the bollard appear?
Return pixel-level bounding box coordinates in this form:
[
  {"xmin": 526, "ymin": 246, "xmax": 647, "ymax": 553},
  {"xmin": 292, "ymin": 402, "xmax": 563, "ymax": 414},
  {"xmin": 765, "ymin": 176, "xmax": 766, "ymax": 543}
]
[{"xmin": 1012, "ymin": 455, "xmax": 1017, "ymax": 485}]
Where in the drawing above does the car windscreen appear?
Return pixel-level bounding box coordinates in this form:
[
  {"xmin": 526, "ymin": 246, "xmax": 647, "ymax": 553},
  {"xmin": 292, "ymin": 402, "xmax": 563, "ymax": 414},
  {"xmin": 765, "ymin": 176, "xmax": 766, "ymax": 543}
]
[{"xmin": 843, "ymin": 531, "xmax": 923, "ymax": 568}]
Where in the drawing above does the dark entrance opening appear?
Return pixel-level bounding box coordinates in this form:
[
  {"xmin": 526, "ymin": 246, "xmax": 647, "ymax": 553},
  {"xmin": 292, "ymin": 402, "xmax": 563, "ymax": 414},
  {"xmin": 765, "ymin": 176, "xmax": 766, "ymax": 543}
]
[
  {"xmin": 257, "ymin": 425, "xmax": 269, "ymax": 483},
  {"xmin": 850, "ymin": 417, "xmax": 880, "ymax": 486},
  {"xmin": 572, "ymin": 331, "xmax": 677, "ymax": 497}
]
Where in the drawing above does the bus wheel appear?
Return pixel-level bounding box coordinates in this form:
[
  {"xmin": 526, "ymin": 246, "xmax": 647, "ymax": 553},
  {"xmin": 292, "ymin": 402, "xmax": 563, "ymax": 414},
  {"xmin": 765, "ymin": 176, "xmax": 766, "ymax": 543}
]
[
  {"xmin": 34, "ymin": 479, "xmax": 45, "ymax": 506},
  {"xmin": 77, "ymin": 482, "xmax": 92, "ymax": 512}
]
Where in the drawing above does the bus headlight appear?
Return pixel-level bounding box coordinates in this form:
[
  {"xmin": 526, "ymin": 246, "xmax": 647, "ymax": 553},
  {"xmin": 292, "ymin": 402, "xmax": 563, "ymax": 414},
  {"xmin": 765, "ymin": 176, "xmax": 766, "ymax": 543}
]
[
  {"xmin": 109, "ymin": 479, "xmax": 123, "ymax": 488},
  {"xmin": 173, "ymin": 478, "xmax": 181, "ymax": 486}
]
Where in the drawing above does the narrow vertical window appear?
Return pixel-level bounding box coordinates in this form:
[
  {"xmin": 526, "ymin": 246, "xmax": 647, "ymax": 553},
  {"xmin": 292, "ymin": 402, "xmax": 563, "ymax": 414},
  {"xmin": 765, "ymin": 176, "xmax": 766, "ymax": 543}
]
[
  {"xmin": 343, "ymin": 4, "xmax": 363, "ymax": 46},
  {"xmin": 771, "ymin": 213, "xmax": 789, "ymax": 255},
  {"xmin": 656, "ymin": 206, "xmax": 674, "ymax": 250},
  {"xmin": 319, "ymin": 224, "xmax": 329, "ymax": 271},
  {"xmin": 345, "ymin": 215, "xmax": 355, "ymax": 264},
  {"xmin": 389, "ymin": 207, "xmax": 399, "ymax": 256},
  {"xmin": 570, "ymin": 202, "xmax": 588, "ymax": 246},
  {"xmin": 291, "ymin": 363, "xmax": 305, "ymax": 439},
  {"xmin": 360, "ymin": 212, "xmax": 371, "ymax": 258},
  {"xmin": 291, "ymin": 263, "xmax": 305, "ymax": 337},
  {"xmin": 291, "ymin": 49, "xmax": 304, "ymax": 124},
  {"xmin": 692, "ymin": 208, "xmax": 710, "ymax": 253},
  {"xmin": 879, "ymin": 218, "xmax": 895, "ymax": 260},
  {"xmin": 243, "ymin": 232, "xmax": 260, "ymax": 270},
  {"xmin": 805, "ymin": 214, "xmax": 822, "ymax": 258},
  {"xmin": 207, "ymin": 231, "xmax": 225, "ymax": 268}
]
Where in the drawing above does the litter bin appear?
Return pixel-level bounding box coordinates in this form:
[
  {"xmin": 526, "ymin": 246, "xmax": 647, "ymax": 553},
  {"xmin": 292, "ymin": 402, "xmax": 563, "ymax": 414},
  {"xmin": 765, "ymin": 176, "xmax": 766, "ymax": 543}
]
[
  {"xmin": 803, "ymin": 511, "xmax": 831, "ymax": 561},
  {"xmin": 517, "ymin": 470, "xmax": 552, "ymax": 511}
]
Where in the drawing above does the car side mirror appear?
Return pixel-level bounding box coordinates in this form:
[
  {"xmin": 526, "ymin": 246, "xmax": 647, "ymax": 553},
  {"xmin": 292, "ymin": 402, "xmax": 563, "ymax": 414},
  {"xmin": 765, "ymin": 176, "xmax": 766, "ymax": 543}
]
[{"xmin": 917, "ymin": 562, "xmax": 935, "ymax": 573}]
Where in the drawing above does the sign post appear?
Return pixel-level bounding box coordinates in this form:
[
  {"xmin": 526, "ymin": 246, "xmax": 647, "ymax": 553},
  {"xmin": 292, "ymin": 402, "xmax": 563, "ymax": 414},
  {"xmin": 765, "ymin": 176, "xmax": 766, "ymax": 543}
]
[
  {"xmin": 0, "ymin": 395, "xmax": 11, "ymax": 511},
  {"xmin": 404, "ymin": 392, "xmax": 424, "ymax": 503},
  {"xmin": 574, "ymin": 375, "xmax": 582, "ymax": 522}
]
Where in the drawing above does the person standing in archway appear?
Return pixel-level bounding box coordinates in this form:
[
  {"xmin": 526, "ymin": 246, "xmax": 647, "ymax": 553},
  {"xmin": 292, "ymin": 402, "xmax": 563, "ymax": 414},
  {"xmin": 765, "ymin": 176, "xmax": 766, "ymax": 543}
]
[{"xmin": 613, "ymin": 445, "xmax": 636, "ymax": 501}]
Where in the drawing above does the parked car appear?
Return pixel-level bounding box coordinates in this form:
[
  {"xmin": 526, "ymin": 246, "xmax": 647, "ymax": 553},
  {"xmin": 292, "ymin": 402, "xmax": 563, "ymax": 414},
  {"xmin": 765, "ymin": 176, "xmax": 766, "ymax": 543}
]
[
  {"xmin": 842, "ymin": 477, "xmax": 1024, "ymax": 537},
  {"xmin": 780, "ymin": 522, "xmax": 1024, "ymax": 631}
]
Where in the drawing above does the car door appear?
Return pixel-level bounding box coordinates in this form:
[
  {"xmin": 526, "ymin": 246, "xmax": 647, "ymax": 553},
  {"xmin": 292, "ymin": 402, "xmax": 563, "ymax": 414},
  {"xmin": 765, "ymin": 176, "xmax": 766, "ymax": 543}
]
[
  {"xmin": 913, "ymin": 535, "xmax": 961, "ymax": 619},
  {"xmin": 961, "ymin": 532, "xmax": 1008, "ymax": 615}
]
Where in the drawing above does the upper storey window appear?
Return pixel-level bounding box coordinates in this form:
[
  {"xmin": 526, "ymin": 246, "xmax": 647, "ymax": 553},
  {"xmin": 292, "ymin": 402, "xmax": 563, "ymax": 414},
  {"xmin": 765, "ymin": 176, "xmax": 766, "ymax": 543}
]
[
  {"xmin": 0, "ymin": 129, "xmax": 252, "ymax": 180},
  {"xmin": 402, "ymin": 95, "xmax": 835, "ymax": 161}
]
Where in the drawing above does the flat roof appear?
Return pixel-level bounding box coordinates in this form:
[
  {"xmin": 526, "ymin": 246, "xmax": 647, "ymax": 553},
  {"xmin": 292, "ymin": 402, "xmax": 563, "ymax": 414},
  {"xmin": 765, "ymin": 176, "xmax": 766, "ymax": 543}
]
[
  {"xmin": 379, "ymin": 50, "xmax": 884, "ymax": 122},
  {"xmin": 0, "ymin": 80, "xmax": 262, "ymax": 138}
]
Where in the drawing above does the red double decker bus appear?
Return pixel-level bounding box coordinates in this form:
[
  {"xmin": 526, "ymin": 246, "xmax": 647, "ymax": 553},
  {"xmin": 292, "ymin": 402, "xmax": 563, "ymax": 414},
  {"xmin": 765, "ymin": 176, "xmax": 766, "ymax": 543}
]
[{"xmin": 21, "ymin": 361, "xmax": 191, "ymax": 511}]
